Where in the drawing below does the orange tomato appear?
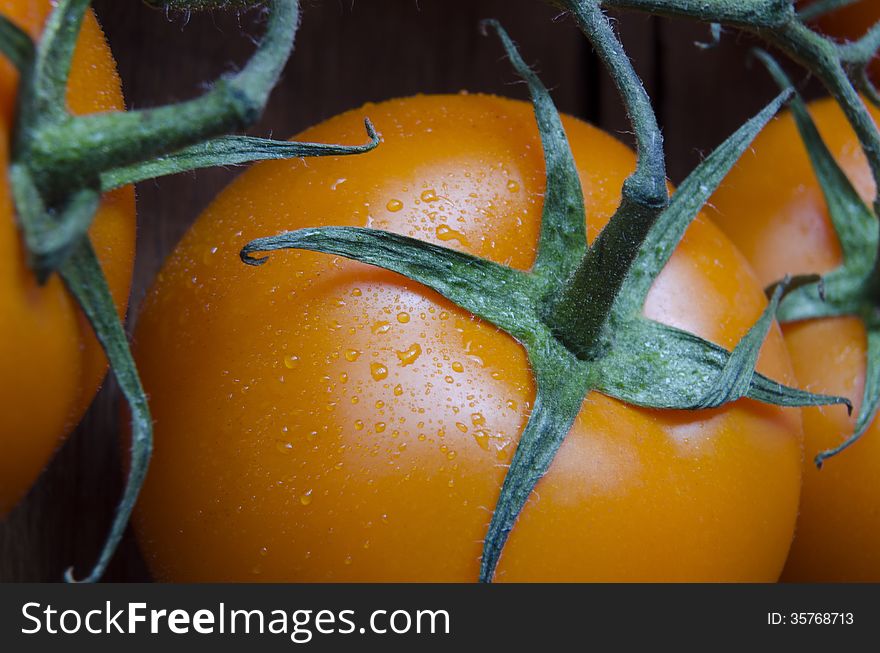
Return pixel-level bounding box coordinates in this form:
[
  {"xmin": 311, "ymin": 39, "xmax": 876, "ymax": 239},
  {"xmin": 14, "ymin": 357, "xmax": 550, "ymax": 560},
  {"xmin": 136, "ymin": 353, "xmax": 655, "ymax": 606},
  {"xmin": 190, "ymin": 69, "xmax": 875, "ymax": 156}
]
[
  {"xmin": 814, "ymin": 0, "xmax": 880, "ymax": 79},
  {"xmin": 0, "ymin": 2, "xmax": 135, "ymax": 515},
  {"xmin": 710, "ymin": 97, "xmax": 880, "ymax": 581},
  {"xmin": 133, "ymin": 94, "xmax": 802, "ymax": 581}
]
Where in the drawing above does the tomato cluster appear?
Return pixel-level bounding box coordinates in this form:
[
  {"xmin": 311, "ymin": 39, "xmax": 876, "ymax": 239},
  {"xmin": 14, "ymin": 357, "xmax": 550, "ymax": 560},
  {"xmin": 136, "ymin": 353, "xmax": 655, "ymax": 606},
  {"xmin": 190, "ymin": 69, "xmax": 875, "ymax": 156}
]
[{"xmin": 3, "ymin": 0, "xmax": 880, "ymax": 583}]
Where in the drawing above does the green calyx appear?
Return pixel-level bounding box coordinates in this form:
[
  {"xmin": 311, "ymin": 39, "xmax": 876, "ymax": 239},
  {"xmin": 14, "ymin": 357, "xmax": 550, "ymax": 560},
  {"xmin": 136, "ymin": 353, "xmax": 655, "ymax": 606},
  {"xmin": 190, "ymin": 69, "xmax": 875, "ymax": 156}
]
[
  {"xmin": 754, "ymin": 51, "xmax": 880, "ymax": 468},
  {"xmin": 0, "ymin": 0, "xmax": 378, "ymax": 582},
  {"xmin": 242, "ymin": 15, "xmax": 850, "ymax": 582},
  {"xmin": 547, "ymin": 0, "xmax": 880, "ymax": 472}
]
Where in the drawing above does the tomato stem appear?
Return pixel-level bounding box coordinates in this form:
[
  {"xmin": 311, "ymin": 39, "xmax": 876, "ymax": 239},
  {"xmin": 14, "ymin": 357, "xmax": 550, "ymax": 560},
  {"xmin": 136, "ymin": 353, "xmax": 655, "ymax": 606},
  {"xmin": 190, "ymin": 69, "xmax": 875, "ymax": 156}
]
[
  {"xmin": 570, "ymin": 1, "xmax": 880, "ymax": 216},
  {"xmin": 565, "ymin": 1, "xmax": 668, "ymax": 209}
]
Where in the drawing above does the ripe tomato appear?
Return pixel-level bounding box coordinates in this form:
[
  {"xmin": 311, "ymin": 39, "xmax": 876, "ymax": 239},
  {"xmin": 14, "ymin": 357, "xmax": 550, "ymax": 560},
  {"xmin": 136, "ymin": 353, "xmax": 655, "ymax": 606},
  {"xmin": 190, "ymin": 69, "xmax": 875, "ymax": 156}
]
[
  {"xmin": 710, "ymin": 97, "xmax": 880, "ymax": 581},
  {"xmin": 133, "ymin": 94, "xmax": 802, "ymax": 581},
  {"xmin": 814, "ymin": 1, "xmax": 880, "ymax": 80},
  {"xmin": 0, "ymin": 2, "xmax": 135, "ymax": 515}
]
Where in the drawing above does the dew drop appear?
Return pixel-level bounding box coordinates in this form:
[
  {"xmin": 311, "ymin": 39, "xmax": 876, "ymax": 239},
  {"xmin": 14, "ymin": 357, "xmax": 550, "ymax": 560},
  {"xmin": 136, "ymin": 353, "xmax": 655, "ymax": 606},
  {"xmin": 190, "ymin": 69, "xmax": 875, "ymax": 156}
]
[
  {"xmin": 370, "ymin": 362, "xmax": 389, "ymax": 381},
  {"xmin": 300, "ymin": 490, "xmax": 313, "ymax": 506},
  {"xmin": 276, "ymin": 440, "xmax": 293, "ymax": 454},
  {"xmin": 344, "ymin": 349, "xmax": 361, "ymax": 362},
  {"xmin": 397, "ymin": 312, "xmax": 410, "ymax": 324},
  {"xmin": 396, "ymin": 343, "xmax": 422, "ymax": 366},
  {"xmin": 436, "ymin": 224, "xmax": 470, "ymax": 245},
  {"xmin": 386, "ymin": 199, "xmax": 404, "ymax": 212}
]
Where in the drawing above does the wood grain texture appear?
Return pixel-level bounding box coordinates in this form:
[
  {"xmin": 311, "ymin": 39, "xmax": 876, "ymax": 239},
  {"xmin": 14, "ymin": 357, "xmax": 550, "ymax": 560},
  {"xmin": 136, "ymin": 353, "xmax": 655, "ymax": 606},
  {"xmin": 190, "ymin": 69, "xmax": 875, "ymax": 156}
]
[{"xmin": 0, "ymin": 0, "xmax": 824, "ymax": 581}]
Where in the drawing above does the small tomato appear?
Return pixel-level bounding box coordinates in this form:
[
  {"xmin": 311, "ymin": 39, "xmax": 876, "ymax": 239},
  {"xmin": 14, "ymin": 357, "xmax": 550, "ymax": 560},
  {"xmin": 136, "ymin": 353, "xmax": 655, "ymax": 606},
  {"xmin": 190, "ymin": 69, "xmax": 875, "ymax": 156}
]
[
  {"xmin": 711, "ymin": 97, "xmax": 880, "ymax": 581},
  {"xmin": 0, "ymin": 1, "xmax": 135, "ymax": 515},
  {"xmin": 133, "ymin": 94, "xmax": 802, "ymax": 581}
]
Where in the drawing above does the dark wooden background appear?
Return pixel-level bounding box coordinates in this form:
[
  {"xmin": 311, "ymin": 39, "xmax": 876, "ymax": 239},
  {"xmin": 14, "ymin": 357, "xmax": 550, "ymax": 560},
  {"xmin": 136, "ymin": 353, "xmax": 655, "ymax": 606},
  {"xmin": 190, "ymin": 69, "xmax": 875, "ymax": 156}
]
[{"xmin": 0, "ymin": 0, "xmax": 820, "ymax": 581}]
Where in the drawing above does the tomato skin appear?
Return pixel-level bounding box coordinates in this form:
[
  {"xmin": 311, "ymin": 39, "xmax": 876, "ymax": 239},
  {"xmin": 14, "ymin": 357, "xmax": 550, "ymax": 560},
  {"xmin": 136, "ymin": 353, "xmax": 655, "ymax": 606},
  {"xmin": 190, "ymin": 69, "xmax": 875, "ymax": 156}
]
[
  {"xmin": 0, "ymin": 2, "xmax": 136, "ymax": 515},
  {"xmin": 710, "ymin": 97, "xmax": 880, "ymax": 581},
  {"xmin": 133, "ymin": 94, "xmax": 802, "ymax": 582}
]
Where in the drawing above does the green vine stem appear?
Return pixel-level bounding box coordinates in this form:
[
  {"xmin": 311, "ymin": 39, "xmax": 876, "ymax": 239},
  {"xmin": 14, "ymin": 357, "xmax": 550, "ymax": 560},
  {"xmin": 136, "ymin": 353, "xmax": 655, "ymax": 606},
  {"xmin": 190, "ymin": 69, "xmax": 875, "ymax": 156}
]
[
  {"xmin": 549, "ymin": 0, "xmax": 880, "ymax": 466},
  {"xmin": 565, "ymin": 1, "xmax": 880, "ymax": 209},
  {"xmin": 0, "ymin": 0, "xmax": 378, "ymax": 582},
  {"xmin": 243, "ymin": 18, "xmax": 849, "ymax": 581},
  {"xmin": 798, "ymin": 0, "xmax": 861, "ymax": 22}
]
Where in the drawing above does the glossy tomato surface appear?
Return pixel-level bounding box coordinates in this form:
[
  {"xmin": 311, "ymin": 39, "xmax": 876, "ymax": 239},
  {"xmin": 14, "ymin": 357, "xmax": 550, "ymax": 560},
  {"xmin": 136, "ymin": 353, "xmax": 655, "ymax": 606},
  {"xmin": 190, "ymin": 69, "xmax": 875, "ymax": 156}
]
[
  {"xmin": 711, "ymin": 97, "xmax": 880, "ymax": 581},
  {"xmin": 0, "ymin": 1, "xmax": 135, "ymax": 515},
  {"xmin": 133, "ymin": 94, "xmax": 802, "ymax": 581}
]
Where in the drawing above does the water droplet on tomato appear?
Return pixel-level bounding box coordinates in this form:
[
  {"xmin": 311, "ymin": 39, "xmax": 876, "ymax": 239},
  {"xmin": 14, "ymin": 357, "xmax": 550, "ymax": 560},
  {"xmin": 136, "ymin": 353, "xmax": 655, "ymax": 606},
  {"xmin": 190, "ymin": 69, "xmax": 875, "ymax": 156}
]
[
  {"xmin": 344, "ymin": 349, "xmax": 361, "ymax": 362},
  {"xmin": 436, "ymin": 224, "xmax": 469, "ymax": 245},
  {"xmin": 473, "ymin": 430, "xmax": 490, "ymax": 451},
  {"xmin": 396, "ymin": 343, "xmax": 422, "ymax": 366},
  {"xmin": 370, "ymin": 362, "xmax": 389, "ymax": 381}
]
